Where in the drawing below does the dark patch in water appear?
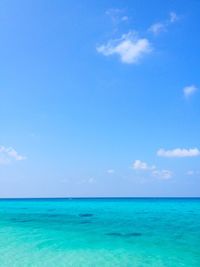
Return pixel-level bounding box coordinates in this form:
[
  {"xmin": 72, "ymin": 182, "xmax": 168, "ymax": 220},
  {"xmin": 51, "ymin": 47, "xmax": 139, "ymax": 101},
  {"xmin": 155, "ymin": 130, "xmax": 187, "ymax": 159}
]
[
  {"xmin": 11, "ymin": 218, "xmax": 32, "ymax": 223},
  {"xmin": 79, "ymin": 213, "xmax": 93, "ymax": 217},
  {"xmin": 19, "ymin": 219, "xmax": 33, "ymax": 223},
  {"xmin": 80, "ymin": 220, "xmax": 91, "ymax": 224},
  {"xmin": 106, "ymin": 232, "xmax": 142, "ymax": 237},
  {"xmin": 47, "ymin": 214, "xmax": 60, "ymax": 218}
]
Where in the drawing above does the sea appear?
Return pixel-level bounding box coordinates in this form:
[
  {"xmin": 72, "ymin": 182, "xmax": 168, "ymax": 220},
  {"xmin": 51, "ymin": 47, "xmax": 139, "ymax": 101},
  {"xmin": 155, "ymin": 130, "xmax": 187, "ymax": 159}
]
[{"xmin": 0, "ymin": 198, "xmax": 199, "ymax": 266}]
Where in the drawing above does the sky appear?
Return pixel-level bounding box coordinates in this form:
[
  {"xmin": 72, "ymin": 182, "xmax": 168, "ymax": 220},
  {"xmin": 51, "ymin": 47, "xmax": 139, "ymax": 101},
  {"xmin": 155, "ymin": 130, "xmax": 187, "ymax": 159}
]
[{"xmin": 0, "ymin": 0, "xmax": 200, "ymax": 198}]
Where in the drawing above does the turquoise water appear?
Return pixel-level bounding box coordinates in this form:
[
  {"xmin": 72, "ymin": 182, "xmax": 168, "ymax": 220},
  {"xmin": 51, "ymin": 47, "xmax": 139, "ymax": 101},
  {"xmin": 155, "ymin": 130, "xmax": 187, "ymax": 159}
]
[{"xmin": 0, "ymin": 198, "xmax": 199, "ymax": 266}]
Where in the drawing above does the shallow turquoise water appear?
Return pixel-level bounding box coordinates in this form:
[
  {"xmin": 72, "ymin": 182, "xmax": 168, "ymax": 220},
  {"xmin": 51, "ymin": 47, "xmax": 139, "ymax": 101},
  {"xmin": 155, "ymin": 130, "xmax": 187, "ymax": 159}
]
[{"xmin": 0, "ymin": 198, "xmax": 199, "ymax": 266}]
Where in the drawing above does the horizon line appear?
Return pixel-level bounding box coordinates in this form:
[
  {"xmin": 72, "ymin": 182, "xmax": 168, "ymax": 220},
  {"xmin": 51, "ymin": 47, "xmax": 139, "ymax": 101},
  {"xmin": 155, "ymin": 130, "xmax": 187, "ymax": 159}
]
[{"xmin": 0, "ymin": 196, "xmax": 200, "ymax": 200}]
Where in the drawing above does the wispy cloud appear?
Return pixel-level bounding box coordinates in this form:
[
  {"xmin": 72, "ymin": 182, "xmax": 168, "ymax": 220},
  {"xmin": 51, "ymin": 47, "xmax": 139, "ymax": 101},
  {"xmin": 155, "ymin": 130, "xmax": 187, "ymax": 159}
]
[
  {"xmin": 97, "ymin": 31, "xmax": 151, "ymax": 64},
  {"xmin": 149, "ymin": 11, "xmax": 179, "ymax": 35},
  {"xmin": 0, "ymin": 146, "xmax": 26, "ymax": 164},
  {"xmin": 183, "ymin": 85, "xmax": 198, "ymax": 98},
  {"xmin": 107, "ymin": 169, "xmax": 115, "ymax": 174},
  {"xmin": 106, "ymin": 8, "xmax": 129, "ymax": 24},
  {"xmin": 78, "ymin": 177, "xmax": 96, "ymax": 185},
  {"xmin": 98, "ymin": 10, "xmax": 179, "ymax": 63},
  {"xmin": 152, "ymin": 169, "xmax": 173, "ymax": 180},
  {"xmin": 186, "ymin": 170, "xmax": 200, "ymax": 176},
  {"xmin": 121, "ymin": 16, "xmax": 129, "ymax": 22},
  {"xmin": 132, "ymin": 160, "xmax": 155, "ymax": 170},
  {"xmin": 88, "ymin": 177, "xmax": 95, "ymax": 184},
  {"xmin": 132, "ymin": 160, "xmax": 172, "ymax": 180},
  {"xmin": 157, "ymin": 148, "xmax": 200, "ymax": 158},
  {"xmin": 148, "ymin": 23, "xmax": 166, "ymax": 35},
  {"xmin": 169, "ymin": 12, "xmax": 178, "ymax": 23}
]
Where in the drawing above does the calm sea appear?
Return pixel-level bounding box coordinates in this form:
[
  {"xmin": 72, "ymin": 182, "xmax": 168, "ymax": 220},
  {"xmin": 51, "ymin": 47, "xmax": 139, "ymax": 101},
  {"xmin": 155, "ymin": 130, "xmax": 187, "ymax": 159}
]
[{"xmin": 0, "ymin": 198, "xmax": 199, "ymax": 266}]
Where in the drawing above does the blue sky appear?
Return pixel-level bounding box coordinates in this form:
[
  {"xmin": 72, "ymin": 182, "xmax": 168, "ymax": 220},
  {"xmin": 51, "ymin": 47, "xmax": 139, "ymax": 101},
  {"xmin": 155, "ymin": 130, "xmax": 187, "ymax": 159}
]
[{"xmin": 0, "ymin": 0, "xmax": 200, "ymax": 197}]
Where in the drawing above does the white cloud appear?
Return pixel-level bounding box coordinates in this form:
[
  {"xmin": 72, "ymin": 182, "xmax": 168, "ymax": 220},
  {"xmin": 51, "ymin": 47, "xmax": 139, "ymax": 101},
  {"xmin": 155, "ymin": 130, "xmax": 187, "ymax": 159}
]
[
  {"xmin": 169, "ymin": 12, "xmax": 178, "ymax": 23},
  {"xmin": 187, "ymin": 170, "xmax": 194, "ymax": 175},
  {"xmin": 88, "ymin": 177, "xmax": 95, "ymax": 184},
  {"xmin": 152, "ymin": 169, "xmax": 173, "ymax": 180},
  {"xmin": 149, "ymin": 11, "xmax": 179, "ymax": 35},
  {"xmin": 98, "ymin": 11, "xmax": 179, "ymax": 63},
  {"xmin": 132, "ymin": 159, "xmax": 172, "ymax": 180},
  {"xmin": 149, "ymin": 22, "xmax": 166, "ymax": 35},
  {"xmin": 186, "ymin": 170, "xmax": 200, "ymax": 176},
  {"xmin": 0, "ymin": 146, "xmax": 26, "ymax": 164},
  {"xmin": 105, "ymin": 8, "xmax": 129, "ymax": 24},
  {"xmin": 183, "ymin": 85, "xmax": 198, "ymax": 98},
  {"xmin": 122, "ymin": 16, "xmax": 129, "ymax": 21},
  {"xmin": 107, "ymin": 169, "xmax": 115, "ymax": 174},
  {"xmin": 133, "ymin": 160, "xmax": 148, "ymax": 170},
  {"xmin": 132, "ymin": 160, "xmax": 155, "ymax": 170},
  {"xmin": 187, "ymin": 170, "xmax": 194, "ymax": 176},
  {"xmin": 157, "ymin": 148, "xmax": 200, "ymax": 158},
  {"xmin": 78, "ymin": 177, "xmax": 96, "ymax": 185},
  {"xmin": 97, "ymin": 31, "xmax": 151, "ymax": 64}
]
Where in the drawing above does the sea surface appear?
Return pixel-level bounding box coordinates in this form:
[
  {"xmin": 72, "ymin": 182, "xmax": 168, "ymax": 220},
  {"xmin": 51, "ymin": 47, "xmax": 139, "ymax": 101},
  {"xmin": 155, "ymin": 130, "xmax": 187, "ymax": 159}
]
[{"xmin": 0, "ymin": 198, "xmax": 199, "ymax": 267}]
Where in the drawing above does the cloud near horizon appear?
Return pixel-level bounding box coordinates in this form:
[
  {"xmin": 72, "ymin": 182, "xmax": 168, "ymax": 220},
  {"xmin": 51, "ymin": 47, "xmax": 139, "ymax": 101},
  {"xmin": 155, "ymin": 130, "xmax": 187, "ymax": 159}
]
[
  {"xmin": 157, "ymin": 148, "xmax": 200, "ymax": 158},
  {"xmin": 97, "ymin": 31, "xmax": 151, "ymax": 64},
  {"xmin": 152, "ymin": 169, "xmax": 173, "ymax": 180},
  {"xmin": 0, "ymin": 146, "xmax": 26, "ymax": 164},
  {"xmin": 132, "ymin": 160, "xmax": 172, "ymax": 180}
]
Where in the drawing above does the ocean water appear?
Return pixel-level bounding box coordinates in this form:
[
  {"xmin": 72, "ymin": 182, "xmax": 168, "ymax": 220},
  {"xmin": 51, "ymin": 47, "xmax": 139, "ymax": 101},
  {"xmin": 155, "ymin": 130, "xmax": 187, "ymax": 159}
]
[{"xmin": 0, "ymin": 198, "xmax": 199, "ymax": 267}]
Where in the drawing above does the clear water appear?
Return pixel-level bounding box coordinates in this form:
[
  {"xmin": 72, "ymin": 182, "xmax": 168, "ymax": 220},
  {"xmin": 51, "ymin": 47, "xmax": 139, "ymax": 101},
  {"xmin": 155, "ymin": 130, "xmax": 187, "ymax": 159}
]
[{"xmin": 0, "ymin": 198, "xmax": 199, "ymax": 266}]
